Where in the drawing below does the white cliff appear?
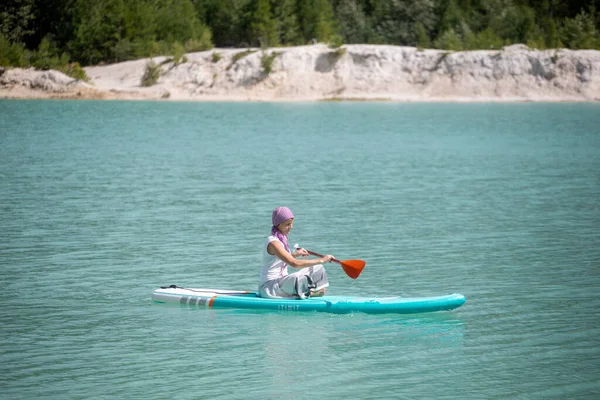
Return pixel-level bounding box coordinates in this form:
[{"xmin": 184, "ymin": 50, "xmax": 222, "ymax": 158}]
[{"xmin": 2, "ymin": 44, "xmax": 599, "ymax": 101}]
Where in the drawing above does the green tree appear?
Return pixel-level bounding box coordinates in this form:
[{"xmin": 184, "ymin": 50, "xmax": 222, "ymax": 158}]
[
  {"xmin": 69, "ymin": 0, "xmax": 127, "ymax": 64},
  {"xmin": 31, "ymin": 36, "xmax": 68, "ymax": 70},
  {"xmin": 465, "ymin": 27, "xmax": 503, "ymax": 49},
  {"xmin": 273, "ymin": 0, "xmax": 302, "ymax": 45},
  {"xmin": 248, "ymin": 0, "xmax": 279, "ymax": 47},
  {"xmin": 415, "ymin": 22, "xmax": 431, "ymax": 48},
  {"xmin": 560, "ymin": 9, "xmax": 598, "ymax": 49},
  {"xmin": 296, "ymin": 0, "xmax": 338, "ymax": 43},
  {"xmin": 123, "ymin": 1, "xmax": 158, "ymax": 43},
  {"xmin": 314, "ymin": 0, "xmax": 338, "ymax": 42},
  {"xmin": 203, "ymin": 0, "xmax": 251, "ymax": 46},
  {"xmin": 155, "ymin": 0, "xmax": 210, "ymax": 44},
  {"xmin": 2, "ymin": 0, "xmax": 598, "ymax": 67},
  {"xmin": 488, "ymin": 2, "xmax": 537, "ymax": 44},
  {"xmin": 541, "ymin": 15, "xmax": 559, "ymax": 48},
  {"xmin": 113, "ymin": 0, "xmax": 159, "ymax": 60},
  {"xmin": 0, "ymin": 0, "xmax": 35, "ymax": 43},
  {"xmin": 0, "ymin": 34, "xmax": 29, "ymax": 66},
  {"xmin": 438, "ymin": 0, "xmax": 467, "ymax": 36},
  {"xmin": 434, "ymin": 28, "xmax": 463, "ymax": 50},
  {"xmin": 334, "ymin": 0, "xmax": 373, "ymax": 44},
  {"xmin": 296, "ymin": 0, "xmax": 316, "ymax": 42},
  {"xmin": 27, "ymin": 0, "xmax": 76, "ymax": 51},
  {"xmin": 374, "ymin": 0, "xmax": 437, "ymax": 45}
]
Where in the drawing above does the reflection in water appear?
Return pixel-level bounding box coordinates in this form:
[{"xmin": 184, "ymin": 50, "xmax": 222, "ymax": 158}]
[{"xmin": 251, "ymin": 310, "xmax": 465, "ymax": 398}]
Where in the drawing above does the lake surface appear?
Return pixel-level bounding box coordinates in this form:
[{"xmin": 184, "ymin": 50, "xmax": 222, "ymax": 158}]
[{"xmin": 1, "ymin": 100, "xmax": 599, "ymax": 399}]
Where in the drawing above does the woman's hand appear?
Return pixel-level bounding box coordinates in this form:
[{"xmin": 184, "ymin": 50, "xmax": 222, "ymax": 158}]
[
  {"xmin": 320, "ymin": 254, "xmax": 335, "ymax": 263},
  {"xmin": 293, "ymin": 247, "xmax": 309, "ymax": 257},
  {"xmin": 284, "ymin": 243, "xmax": 334, "ymax": 268}
]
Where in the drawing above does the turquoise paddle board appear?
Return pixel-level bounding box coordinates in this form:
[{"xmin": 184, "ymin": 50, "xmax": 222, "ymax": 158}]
[{"xmin": 152, "ymin": 286, "xmax": 466, "ymax": 314}]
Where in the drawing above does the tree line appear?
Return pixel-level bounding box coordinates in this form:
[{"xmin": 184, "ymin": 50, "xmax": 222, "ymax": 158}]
[{"xmin": 1, "ymin": 0, "xmax": 599, "ymax": 75}]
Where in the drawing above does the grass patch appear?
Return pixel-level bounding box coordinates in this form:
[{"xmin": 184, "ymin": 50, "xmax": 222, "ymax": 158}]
[
  {"xmin": 141, "ymin": 61, "xmax": 161, "ymax": 86},
  {"xmin": 261, "ymin": 51, "xmax": 281, "ymax": 75},
  {"xmin": 227, "ymin": 49, "xmax": 257, "ymax": 70},
  {"xmin": 62, "ymin": 62, "xmax": 89, "ymax": 81},
  {"xmin": 330, "ymin": 47, "xmax": 347, "ymax": 64},
  {"xmin": 211, "ymin": 52, "xmax": 221, "ymax": 63}
]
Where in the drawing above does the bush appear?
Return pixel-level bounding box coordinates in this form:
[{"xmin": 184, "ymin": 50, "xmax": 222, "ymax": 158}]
[
  {"xmin": 232, "ymin": 49, "xmax": 256, "ymax": 63},
  {"xmin": 171, "ymin": 41, "xmax": 186, "ymax": 65},
  {"xmin": 211, "ymin": 52, "xmax": 222, "ymax": 63},
  {"xmin": 434, "ymin": 29, "xmax": 463, "ymax": 51},
  {"xmin": 141, "ymin": 61, "xmax": 161, "ymax": 86},
  {"xmin": 525, "ymin": 24, "xmax": 548, "ymax": 50},
  {"xmin": 0, "ymin": 34, "xmax": 29, "ymax": 67},
  {"xmin": 184, "ymin": 29, "xmax": 213, "ymax": 52},
  {"xmin": 62, "ymin": 62, "xmax": 89, "ymax": 81},
  {"xmin": 476, "ymin": 28, "xmax": 504, "ymax": 50},
  {"xmin": 153, "ymin": 41, "xmax": 171, "ymax": 57},
  {"xmin": 30, "ymin": 38, "xmax": 67, "ymax": 70},
  {"xmin": 228, "ymin": 49, "xmax": 257, "ymax": 70},
  {"xmin": 328, "ymin": 34, "xmax": 344, "ymax": 49},
  {"xmin": 331, "ymin": 47, "xmax": 346, "ymax": 61},
  {"xmin": 463, "ymin": 28, "xmax": 504, "ymax": 50},
  {"xmin": 0, "ymin": 33, "xmax": 89, "ymax": 81},
  {"xmin": 261, "ymin": 51, "xmax": 280, "ymax": 75}
]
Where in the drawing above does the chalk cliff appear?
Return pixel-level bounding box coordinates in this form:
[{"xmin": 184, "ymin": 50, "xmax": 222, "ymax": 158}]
[{"xmin": 2, "ymin": 44, "xmax": 598, "ymax": 101}]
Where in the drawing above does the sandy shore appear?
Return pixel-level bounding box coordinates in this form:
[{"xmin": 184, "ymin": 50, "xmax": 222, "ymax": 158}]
[{"xmin": 1, "ymin": 44, "xmax": 599, "ymax": 102}]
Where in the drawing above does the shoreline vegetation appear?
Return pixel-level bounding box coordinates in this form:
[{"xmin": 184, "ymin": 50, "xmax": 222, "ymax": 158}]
[{"xmin": 1, "ymin": 1, "xmax": 599, "ymax": 102}]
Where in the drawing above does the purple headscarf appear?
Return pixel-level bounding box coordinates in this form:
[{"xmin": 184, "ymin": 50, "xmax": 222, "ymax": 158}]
[{"xmin": 271, "ymin": 206, "xmax": 294, "ymax": 252}]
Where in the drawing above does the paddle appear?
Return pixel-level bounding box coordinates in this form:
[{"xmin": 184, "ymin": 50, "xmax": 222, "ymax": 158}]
[{"xmin": 295, "ymin": 246, "xmax": 366, "ymax": 279}]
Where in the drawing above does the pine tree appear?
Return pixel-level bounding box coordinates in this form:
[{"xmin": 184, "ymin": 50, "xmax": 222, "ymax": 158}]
[
  {"xmin": 273, "ymin": 0, "xmax": 302, "ymax": 45},
  {"xmin": 314, "ymin": 0, "xmax": 337, "ymax": 42},
  {"xmin": 249, "ymin": 0, "xmax": 279, "ymax": 47}
]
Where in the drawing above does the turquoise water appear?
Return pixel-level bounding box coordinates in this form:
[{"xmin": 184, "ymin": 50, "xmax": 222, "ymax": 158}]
[{"xmin": 1, "ymin": 100, "xmax": 599, "ymax": 399}]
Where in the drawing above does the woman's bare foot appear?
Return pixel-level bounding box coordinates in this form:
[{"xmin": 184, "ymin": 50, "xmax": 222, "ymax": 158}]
[{"xmin": 309, "ymin": 288, "xmax": 326, "ymax": 297}]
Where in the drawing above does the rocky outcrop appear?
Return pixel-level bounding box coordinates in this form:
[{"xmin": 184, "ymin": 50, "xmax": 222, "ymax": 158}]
[
  {"xmin": 2, "ymin": 44, "xmax": 599, "ymax": 101},
  {"xmin": 0, "ymin": 66, "xmax": 150, "ymax": 100},
  {"xmin": 0, "ymin": 67, "xmax": 97, "ymax": 99}
]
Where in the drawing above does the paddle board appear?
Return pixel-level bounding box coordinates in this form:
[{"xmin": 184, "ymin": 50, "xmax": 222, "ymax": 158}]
[{"xmin": 152, "ymin": 286, "xmax": 466, "ymax": 314}]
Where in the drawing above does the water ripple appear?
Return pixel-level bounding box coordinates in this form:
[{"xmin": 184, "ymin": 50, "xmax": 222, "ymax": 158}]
[{"xmin": 1, "ymin": 100, "xmax": 599, "ymax": 399}]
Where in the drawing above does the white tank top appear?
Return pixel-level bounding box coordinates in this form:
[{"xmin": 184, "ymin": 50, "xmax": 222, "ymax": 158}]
[{"xmin": 259, "ymin": 236, "xmax": 289, "ymax": 285}]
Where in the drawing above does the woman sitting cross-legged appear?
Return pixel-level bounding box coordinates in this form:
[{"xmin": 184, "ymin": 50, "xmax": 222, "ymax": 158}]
[{"xmin": 258, "ymin": 206, "xmax": 333, "ymax": 299}]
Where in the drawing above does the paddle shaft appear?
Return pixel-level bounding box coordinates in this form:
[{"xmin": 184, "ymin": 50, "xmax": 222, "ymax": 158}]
[
  {"xmin": 296, "ymin": 246, "xmax": 366, "ymax": 279},
  {"xmin": 304, "ymin": 249, "xmax": 342, "ymax": 265}
]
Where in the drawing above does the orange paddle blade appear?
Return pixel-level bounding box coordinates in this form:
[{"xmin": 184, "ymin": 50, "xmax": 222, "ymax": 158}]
[
  {"xmin": 303, "ymin": 249, "xmax": 366, "ymax": 279},
  {"xmin": 338, "ymin": 259, "xmax": 366, "ymax": 279}
]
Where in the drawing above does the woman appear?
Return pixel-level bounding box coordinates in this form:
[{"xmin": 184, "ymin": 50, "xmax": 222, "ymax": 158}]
[{"xmin": 259, "ymin": 206, "xmax": 333, "ymax": 299}]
